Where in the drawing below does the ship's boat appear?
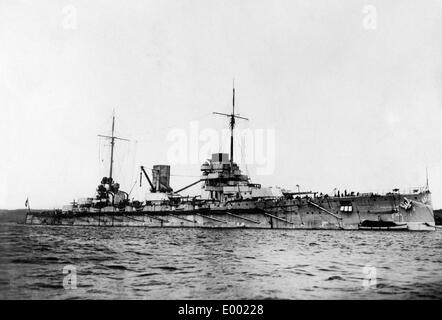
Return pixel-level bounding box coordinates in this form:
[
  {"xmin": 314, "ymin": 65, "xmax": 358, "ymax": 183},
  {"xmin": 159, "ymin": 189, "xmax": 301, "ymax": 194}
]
[
  {"xmin": 24, "ymin": 88, "xmax": 436, "ymax": 231},
  {"xmin": 358, "ymin": 220, "xmax": 408, "ymax": 231}
]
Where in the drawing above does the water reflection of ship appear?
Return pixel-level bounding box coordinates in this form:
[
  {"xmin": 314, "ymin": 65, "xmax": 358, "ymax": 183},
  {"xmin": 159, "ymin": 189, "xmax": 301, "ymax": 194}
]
[{"xmin": 25, "ymin": 87, "xmax": 436, "ymax": 231}]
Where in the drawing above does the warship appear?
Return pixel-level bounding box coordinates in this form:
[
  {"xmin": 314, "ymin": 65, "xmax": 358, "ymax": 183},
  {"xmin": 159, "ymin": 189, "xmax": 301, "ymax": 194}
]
[{"xmin": 25, "ymin": 88, "xmax": 435, "ymax": 231}]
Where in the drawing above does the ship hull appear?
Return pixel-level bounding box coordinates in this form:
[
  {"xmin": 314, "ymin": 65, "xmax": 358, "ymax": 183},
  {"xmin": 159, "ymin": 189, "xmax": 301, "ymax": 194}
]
[{"xmin": 24, "ymin": 191, "xmax": 435, "ymax": 231}]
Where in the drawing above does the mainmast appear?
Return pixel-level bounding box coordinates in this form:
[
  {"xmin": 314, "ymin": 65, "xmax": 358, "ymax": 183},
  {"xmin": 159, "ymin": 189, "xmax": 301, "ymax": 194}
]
[
  {"xmin": 98, "ymin": 110, "xmax": 129, "ymax": 181},
  {"xmin": 213, "ymin": 83, "xmax": 248, "ymax": 169}
]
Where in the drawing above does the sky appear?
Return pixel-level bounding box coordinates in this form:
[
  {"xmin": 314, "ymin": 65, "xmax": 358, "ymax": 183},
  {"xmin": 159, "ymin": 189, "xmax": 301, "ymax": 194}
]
[{"xmin": 1, "ymin": 0, "xmax": 442, "ymax": 209}]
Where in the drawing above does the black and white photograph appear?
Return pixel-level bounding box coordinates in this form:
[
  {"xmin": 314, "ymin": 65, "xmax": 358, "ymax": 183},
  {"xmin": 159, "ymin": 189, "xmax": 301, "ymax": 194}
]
[{"xmin": 1, "ymin": 0, "xmax": 442, "ymax": 305}]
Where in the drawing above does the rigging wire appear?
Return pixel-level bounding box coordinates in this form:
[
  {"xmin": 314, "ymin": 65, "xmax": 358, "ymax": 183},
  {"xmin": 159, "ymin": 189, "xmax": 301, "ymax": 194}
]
[
  {"xmin": 128, "ymin": 177, "xmax": 138, "ymax": 197},
  {"xmin": 170, "ymin": 174, "xmax": 201, "ymax": 178},
  {"xmin": 98, "ymin": 136, "xmax": 101, "ymax": 163},
  {"xmin": 129, "ymin": 140, "xmax": 138, "ymax": 191},
  {"xmin": 140, "ymin": 112, "xmax": 213, "ymax": 142},
  {"xmin": 239, "ymin": 134, "xmax": 250, "ymax": 177}
]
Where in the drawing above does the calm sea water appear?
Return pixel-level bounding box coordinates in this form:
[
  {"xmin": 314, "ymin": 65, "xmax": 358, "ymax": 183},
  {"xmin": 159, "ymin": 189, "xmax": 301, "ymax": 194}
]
[{"xmin": 0, "ymin": 223, "xmax": 441, "ymax": 299}]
